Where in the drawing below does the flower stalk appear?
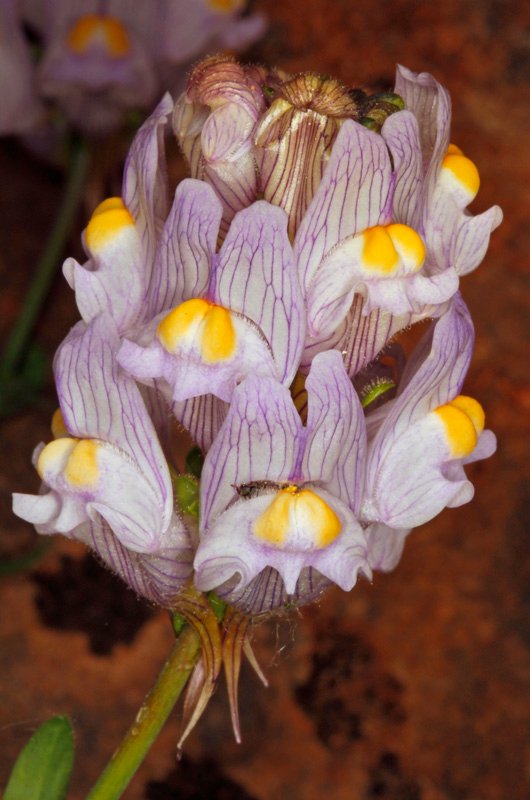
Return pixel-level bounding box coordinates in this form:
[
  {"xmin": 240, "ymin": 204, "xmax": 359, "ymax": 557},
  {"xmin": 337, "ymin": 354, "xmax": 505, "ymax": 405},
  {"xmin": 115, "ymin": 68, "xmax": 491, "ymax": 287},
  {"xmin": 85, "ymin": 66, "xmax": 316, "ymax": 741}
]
[{"xmin": 86, "ymin": 624, "xmax": 201, "ymax": 800}]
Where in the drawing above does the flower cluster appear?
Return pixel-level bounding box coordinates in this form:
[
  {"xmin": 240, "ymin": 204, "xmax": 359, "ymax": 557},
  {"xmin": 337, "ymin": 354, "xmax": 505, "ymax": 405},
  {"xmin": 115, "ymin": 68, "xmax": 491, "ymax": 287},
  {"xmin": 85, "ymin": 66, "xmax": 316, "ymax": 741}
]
[
  {"xmin": 13, "ymin": 58, "xmax": 500, "ymax": 737},
  {"xmin": 0, "ymin": 1, "xmax": 266, "ymax": 135}
]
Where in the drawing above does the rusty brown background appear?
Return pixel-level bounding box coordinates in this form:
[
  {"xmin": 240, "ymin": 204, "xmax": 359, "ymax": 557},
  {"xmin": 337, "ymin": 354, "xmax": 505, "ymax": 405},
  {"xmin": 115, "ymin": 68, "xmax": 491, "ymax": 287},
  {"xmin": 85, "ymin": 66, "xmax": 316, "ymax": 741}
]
[{"xmin": 1, "ymin": 1, "xmax": 529, "ymax": 798}]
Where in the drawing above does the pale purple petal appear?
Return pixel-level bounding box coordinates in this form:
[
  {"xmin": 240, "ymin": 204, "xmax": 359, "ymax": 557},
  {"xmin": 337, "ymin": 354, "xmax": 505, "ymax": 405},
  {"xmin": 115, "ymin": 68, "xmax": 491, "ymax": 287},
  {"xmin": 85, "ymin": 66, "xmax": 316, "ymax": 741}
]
[
  {"xmin": 362, "ymin": 411, "xmax": 474, "ymax": 528},
  {"xmin": 213, "ymin": 567, "xmax": 331, "ymax": 616},
  {"xmin": 200, "ymin": 377, "xmax": 303, "ymax": 529},
  {"xmin": 425, "ymin": 189, "xmax": 503, "ymax": 276},
  {"xmin": 213, "ymin": 201, "xmax": 305, "ymax": 385},
  {"xmin": 62, "ymin": 220, "xmax": 146, "ymax": 332},
  {"xmin": 147, "ymin": 179, "xmax": 222, "ymax": 317},
  {"xmin": 294, "ymin": 119, "xmax": 394, "ymax": 293},
  {"xmin": 394, "ymin": 64, "xmax": 451, "ymax": 174},
  {"xmin": 365, "ymin": 523, "xmax": 410, "ymax": 572},
  {"xmin": 13, "ymin": 490, "xmax": 62, "ymax": 528},
  {"xmin": 78, "ymin": 518, "xmax": 193, "ymax": 607},
  {"xmin": 118, "ymin": 311, "xmax": 278, "ymax": 404},
  {"xmin": 336, "ymin": 297, "xmax": 410, "ymax": 379},
  {"xmin": 382, "ymin": 110, "xmax": 423, "ymax": 225},
  {"xmin": 377, "ymin": 294, "xmax": 474, "ymax": 440},
  {"xmin": 172, "ymin": 395, "xmax": 228, "ymax": 454},
  {"xmin": 361, "ymin": 295, "xmax": 495, "ymax": 529},
  {"xmin": 122, "ymin": 93, "xmax": 172, "ymax": 268},
  {"xmin": 195, "ymin": 489, "xmax": 368, "ymax": 594},
  {"xmin": 53, "ymin": 316, "xmax": 172, "ymax": 524},
  {"xmin": 302, "ymin": 351, "xmax": 366, "ymax": 513}
]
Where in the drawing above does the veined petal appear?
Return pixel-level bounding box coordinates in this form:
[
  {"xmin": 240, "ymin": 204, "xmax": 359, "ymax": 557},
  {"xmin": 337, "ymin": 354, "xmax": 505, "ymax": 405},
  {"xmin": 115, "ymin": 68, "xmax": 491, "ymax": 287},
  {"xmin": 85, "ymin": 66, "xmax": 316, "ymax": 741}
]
[
  {"xmin": 118, "ymin": 301, "xmax": 278, "ymax": 405},
  {"xmin": 377, "ymin": 294, "xmax": 474, "ymax": 441},
  {"xmin": 425, "ymin": 169, "xmax": 503, "ymax": 276},
  {"xmin": 53, "ymin": 316, "xmax": 172, "ymax": 526},
  {"xmin": 338, "ymin": 298, "xmax": 410, "ymax": 379},
  {"xmin": 212, "ymin": 566, "xmax": 331, "ymax": 615},
  {"xmin": 214, "ymin": 201, "xmax": 305, "ymax": 386},
  {"xmin": 63, "ymin": 197, "xmax": 146, "ymax": 331},
  {"xmin": 362, "ymin": 399, "xmax": 489, "ymax": 528},
  {"xmin": 362, "ymin": 297, "xmax": 495, "ymax": 529},
  {"xmin": 28, "ymin": 436, "xmax": 165, "ymax": 552},
  {"xmin": 172, "ymin": 395, "xmax": 228, "ymax": 454},
  {"xmin": 294, "ymin": 119, "xmax": 394, "ymax": 294},
  {"xmin": 381, "ymin": 110, "xmax": 423, "ymax": 226},
  {"xmin": 76, "ymin": 519, "xmax": 193, "ymax": 607},
  {"xmin": 200, "ymin": 376, "xmax": 303, "ymax": 529},
  {"xmin": 195, "ymin": 488, "xmax": 369, "ymax": 594},
  {"xmin": 302, "ymin": 351, "xmax": 366, "ymax": 513},
  {"xmin": 122, "ymin": 93, "xmax": 172, "ymax": 267},
  {"xmin": 307, "ymin": 222, "xmax": 432, "ymax": 331},
  {"xmin": 147, "ymin": 179, "xmax": 222, "ymax": 317},
  {"xmin": 365, "ymin": 523, "xmax": 410, "ymax": 572},
  {"xmin": 394, "ymin": 65, "xmax": 451, "ymax": 175}
]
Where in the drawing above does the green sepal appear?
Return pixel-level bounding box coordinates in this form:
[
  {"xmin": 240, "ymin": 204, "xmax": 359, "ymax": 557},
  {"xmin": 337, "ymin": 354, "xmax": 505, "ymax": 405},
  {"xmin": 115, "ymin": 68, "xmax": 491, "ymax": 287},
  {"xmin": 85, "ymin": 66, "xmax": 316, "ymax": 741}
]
[
  {"xmin": 359, "ymin": 116, "xmax": 380, "ymax": 131},
  {"xmin": 4, "ymin": 715, "xmax": 74, "ymax": 800},
  {"xmin": 171, "ymin": 610, "xmax": 187, "ymax": 637},
  {"xmin": 207, "ymin": 591, "xmax": 227, "ymax": 623}
]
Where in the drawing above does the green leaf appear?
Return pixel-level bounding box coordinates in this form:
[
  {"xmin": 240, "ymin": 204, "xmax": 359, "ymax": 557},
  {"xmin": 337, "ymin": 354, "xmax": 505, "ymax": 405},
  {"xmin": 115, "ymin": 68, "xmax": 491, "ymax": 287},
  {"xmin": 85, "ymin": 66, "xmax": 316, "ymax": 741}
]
[{"xmin": 4, "ymin": 716, "xmax": 74, "ymax": 800}]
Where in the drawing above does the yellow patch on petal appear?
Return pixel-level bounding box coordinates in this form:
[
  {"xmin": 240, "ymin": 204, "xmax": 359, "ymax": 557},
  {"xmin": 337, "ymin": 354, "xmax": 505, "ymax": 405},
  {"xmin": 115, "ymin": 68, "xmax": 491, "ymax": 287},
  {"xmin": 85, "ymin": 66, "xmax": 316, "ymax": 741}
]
[
  {"xmin": 85, "ymin": 199, "xmax": 134, "ymax": 252},
  {"xmin": 361, "ymin": 226, "xmax": 399, "ymax": 274},
  {"xmin": 441, "ymin": 149, "xmax": 480, "ymax": 200},
  {"xmin": 386, "ymin": 223, "xmax": 425, "ymax": 271},
  {"xmin": 206, "ymin": 0, "xmax": 245, "ymax": 13},
  {"xmin": 157, "ymin": 299, "xmax": 237, "ymax": 363},
  {"xmin": 67, "ymin": 14, "xmax": 131, "ymax": 58},
  {"xmin": 157, "ymin": 298, "xmax": 210, "ymax": 352},
  {"xmin": 51, "ymin": 408, "xmax": 68, "ymax": 439},
  {"xmin": 201, "ymin": 305, "xmax": 236, "ymax": 363},
  {"xmin": 434, "ymin": 394, "xmax": 485, "ymax": 458},
  {"xmin": 37, "ymin": 438, "xmax": 77, "ymax": 480},
  {"xmin": 449, "ymin": 395, "xmax": 485, "ymax": 436},
  {"xmin": 91, "ymin": 197, "xmax": 125, "ymax": 217},
  {"xmin": 361, "ymin": 224, "xmax": 424, "ymax": 275},
  {"xmin": 254, "ymin": 487, "xmax": 342, "ymax": 549},
  {"xmin": 64, "ymin": 440, "xmax": 100, "ymax": 487}
]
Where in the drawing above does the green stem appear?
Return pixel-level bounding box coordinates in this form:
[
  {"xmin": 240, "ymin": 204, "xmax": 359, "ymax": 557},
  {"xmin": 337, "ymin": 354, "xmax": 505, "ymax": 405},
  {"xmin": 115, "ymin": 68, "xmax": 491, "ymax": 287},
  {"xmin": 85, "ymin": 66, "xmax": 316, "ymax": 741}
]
[
  {"xmin": 2, "ymin": 139, "xmax": 89, "ymax": 374},
  {"xmin": 86, "ymin": 626, "xmax": 201, "ymax": 800}
]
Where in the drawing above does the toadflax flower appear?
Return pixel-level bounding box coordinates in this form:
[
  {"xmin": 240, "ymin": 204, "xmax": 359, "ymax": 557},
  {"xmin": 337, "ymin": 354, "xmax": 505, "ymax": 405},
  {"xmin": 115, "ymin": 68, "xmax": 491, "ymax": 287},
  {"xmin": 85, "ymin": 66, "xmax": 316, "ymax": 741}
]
[
  {"xmin": 13, "ymin": 314, "xmax": 193, "ymax": 606},
  {"xmin": 0, "ymin": 0, "xmax": 266, "ymax": 135},
  {"xmin": 194, "ymin": 350, "xmax": 370, "ymax": 609},
  {"xmin": 116, "ymin": 178, "xmax": 305, "ymax": 449},
  {"xmin": 13, "ymin": 54, "xmax": 500, "ymax": 747},
  {"xmin": 360, "ymin": 295, "xmax": 496, "ymax": 573}
]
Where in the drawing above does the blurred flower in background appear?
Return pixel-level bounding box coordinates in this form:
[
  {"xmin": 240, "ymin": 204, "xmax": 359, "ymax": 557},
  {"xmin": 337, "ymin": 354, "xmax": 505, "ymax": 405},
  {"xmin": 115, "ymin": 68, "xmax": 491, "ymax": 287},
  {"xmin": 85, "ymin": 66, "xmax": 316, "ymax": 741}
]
[{"xmin": 0, "ymin": 0, "xmax": 267, "ymax": 136}]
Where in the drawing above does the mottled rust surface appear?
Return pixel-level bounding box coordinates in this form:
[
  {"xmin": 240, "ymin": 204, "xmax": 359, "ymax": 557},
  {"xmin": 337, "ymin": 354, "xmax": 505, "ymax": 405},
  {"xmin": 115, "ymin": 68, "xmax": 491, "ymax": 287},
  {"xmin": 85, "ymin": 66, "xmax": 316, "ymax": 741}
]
[{"xmin": 1, "ymin": 1, "xmax": 529, "ymax": 798}]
